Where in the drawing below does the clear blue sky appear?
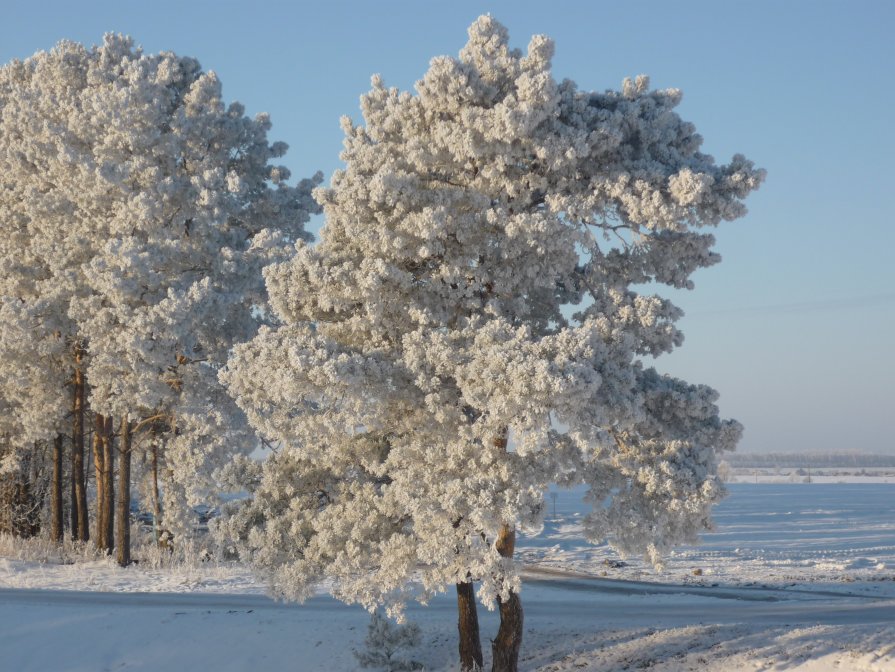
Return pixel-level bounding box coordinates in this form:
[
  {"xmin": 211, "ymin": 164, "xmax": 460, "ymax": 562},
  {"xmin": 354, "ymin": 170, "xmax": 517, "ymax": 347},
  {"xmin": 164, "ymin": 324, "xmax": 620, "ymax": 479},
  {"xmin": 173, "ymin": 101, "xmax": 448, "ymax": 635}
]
[{"xmin": 3, "ymin": 0, "xmax": 894, "ymax": 454}]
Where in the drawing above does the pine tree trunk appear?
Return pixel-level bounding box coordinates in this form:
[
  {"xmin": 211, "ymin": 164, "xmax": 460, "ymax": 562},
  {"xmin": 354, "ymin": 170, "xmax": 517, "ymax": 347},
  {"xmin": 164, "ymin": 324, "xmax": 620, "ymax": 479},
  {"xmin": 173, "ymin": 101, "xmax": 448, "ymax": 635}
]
[
  {"xmin": 101, "ymin": 415, "xmax": 115, "ymax": 554},
  {"xmin": 150, "ymin": 442, "xmax": 162, "ymax": 545},
  {"xmin": 93, "ymin": 413, "xmax": 105, "ymax": 547},
  {"xmin": 116, "ymin": 416, "xmax": 131, "ymax": 567},
  {"xmin": 456, "ymin": 581, "xmax": 484, "ymax": 671},
  {"xmin": 51, "ymin": 434, "xmax": 64, "ymax": 542},
  {"xmin": 69, "ymin": 453, "xmax": 78, "ymax": 540},
  {"xmin": 491, "ymin": 527, "xmax": 523, "ymax": 672},
  {"xmin": 71, "ymin": 356, "xmax": 89, "ymax": 542}
]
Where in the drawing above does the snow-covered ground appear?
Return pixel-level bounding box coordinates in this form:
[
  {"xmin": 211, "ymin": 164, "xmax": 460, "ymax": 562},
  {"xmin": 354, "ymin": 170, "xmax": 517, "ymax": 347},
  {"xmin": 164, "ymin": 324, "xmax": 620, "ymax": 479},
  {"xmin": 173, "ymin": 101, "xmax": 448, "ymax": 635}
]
[
  {"xmin": 519, "ymin": 483, "xmax": 895, "ymax": 591},
  {"xmin": 3, "ymin": 483, "xmax": 895, "ymax": 671}
]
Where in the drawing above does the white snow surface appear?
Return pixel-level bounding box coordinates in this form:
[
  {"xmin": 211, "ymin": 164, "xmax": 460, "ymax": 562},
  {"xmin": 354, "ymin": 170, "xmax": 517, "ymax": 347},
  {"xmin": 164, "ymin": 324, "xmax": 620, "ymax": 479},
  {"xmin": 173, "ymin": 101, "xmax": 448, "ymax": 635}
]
[{"xmin": 2, "ymin": 483, "xmax": 895, "ymax": 671}]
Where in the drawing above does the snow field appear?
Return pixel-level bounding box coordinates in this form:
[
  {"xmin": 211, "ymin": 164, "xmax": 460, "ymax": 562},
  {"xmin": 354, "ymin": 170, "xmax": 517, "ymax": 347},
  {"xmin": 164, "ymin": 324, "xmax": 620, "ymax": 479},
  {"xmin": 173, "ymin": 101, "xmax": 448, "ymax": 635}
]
[
  {"xmin": 3, "ymin": 483, "xmax": 895, "ymax": 670},
  {"xmin": 518, "ymin": 483, "xmax": 895, "ymax": 593}
]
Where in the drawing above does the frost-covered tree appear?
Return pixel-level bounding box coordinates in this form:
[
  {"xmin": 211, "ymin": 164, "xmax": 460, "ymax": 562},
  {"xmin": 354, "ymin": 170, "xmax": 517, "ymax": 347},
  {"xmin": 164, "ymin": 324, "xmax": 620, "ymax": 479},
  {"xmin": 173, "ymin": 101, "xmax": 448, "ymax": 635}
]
[
  {"xmin": 0, "ymin": 36, "xmax": 317, "ymax": 559},
  {"xmin": 220, "ymin": 16, "xmax": 763, "ymax": 671}
]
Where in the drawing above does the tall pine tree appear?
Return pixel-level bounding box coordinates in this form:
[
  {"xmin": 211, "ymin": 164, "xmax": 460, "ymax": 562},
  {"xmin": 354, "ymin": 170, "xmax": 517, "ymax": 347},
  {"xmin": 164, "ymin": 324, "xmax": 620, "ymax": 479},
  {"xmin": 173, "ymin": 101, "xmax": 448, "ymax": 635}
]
[{"xmin": 221, "ymin": 15, "xmax": 763, "ymax": 671}]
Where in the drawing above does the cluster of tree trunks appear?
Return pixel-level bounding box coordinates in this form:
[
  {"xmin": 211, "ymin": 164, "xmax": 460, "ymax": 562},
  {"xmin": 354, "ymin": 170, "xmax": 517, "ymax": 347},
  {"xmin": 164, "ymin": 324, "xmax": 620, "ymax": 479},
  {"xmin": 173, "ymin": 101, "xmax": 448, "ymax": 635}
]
[
  {"xmin": 5, "ymin": 356, "xmax": 143, "ymax": 569},
  {"xmin": 453, "ymin": 523, "xmax": 524, "ymax": 672}
]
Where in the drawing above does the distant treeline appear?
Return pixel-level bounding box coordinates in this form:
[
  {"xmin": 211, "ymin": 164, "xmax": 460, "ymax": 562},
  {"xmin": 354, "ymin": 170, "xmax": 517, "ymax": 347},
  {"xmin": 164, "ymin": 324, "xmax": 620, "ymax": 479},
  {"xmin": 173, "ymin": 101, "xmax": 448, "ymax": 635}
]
[{"xmin": 728, "ymin": 453, "xmax": 895, "ymax": 468}]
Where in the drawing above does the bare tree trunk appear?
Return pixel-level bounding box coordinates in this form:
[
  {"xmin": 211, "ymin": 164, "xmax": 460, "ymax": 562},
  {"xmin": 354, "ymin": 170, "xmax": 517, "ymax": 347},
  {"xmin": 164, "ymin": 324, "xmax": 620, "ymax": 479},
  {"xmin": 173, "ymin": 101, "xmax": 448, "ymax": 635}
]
[
  {"xmin": 101, "ymin": 415, "xmax": 114, "ymax": 554},
  {"xmin": 116, "ymin": 416, "xmax": 131, "ymax": 567},
  {"xmin": 71, "ymin": 355, "xmax": 89, "ymax": 542},
  {"xmin": 456, "ymin": 581, "xmax": 484, "ymax": 671},
  {"xmin": 51, "ymin": 434, "xmax": 64, "ymax": 542},
  {"xmin": 150, "ymin": 441, "xmax": 162, "ymax": 545},
  {"xmin": 69, "ymin": 452, "xmax": 77, "ymax": 540},
  {"xmin": 93, "ymin": 413, "xmax": 105, "ymax": 547},
  {"xmin": 491, "ymin": 523, "xmax": 523, "ymax": 672}
]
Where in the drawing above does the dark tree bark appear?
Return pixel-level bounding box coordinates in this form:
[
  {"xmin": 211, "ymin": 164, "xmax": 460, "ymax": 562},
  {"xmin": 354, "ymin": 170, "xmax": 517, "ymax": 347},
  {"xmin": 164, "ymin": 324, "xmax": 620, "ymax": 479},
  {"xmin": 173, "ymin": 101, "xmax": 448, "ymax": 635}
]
[
  {"xmin": 51, "ymin": 434, "xmax": 64, "ymax": 542},
  {"xmin": 490, "ymin": 427, "xmax": 522, "ymax": 672},
  {"xmin": 100, "ymin": 414, "xmax": 115, "ymax": 554},
  {"xmin": 69, "ymin": 453, "xmax": 77, "ymax": 540},
  {"xmin": 93, "ymin": 413, "xmax": 105, "ymax": 546},
  {"xmin": 456, "ymin": 581, "xmax": 484, "ymax": 671},
  {"xmin": 116, "ymin": 416, "xmax": 131, "ymax": 567},
  {"xmin": 71, "ymin": 355, "xmax": 89, "ymax": 542},
  {"xmin": 491, "ymin": 523, "xmax": 523, "ymax": 672},
  {"xmin": 149, "ymin": 441, "xmax": 162, "ymax": 545}
]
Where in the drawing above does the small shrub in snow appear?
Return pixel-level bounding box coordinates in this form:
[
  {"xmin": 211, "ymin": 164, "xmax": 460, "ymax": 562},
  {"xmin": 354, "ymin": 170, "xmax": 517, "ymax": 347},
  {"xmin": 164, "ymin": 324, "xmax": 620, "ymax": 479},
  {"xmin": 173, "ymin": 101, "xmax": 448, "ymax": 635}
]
[{"xmin": 354, "ymin": 611, "xmax": 424, "ymax": 671}]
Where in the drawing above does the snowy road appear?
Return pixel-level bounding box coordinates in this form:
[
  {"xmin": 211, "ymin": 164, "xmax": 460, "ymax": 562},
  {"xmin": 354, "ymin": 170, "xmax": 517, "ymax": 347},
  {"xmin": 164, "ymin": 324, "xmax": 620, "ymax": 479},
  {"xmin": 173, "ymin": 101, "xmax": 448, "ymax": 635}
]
[
  {"xmin": 3, "ymin": 566, "xmax": 892, "ymax": 614},
  {"xmin": 3, "ymin": 577, "xmax": 895, "ymax": 671}
]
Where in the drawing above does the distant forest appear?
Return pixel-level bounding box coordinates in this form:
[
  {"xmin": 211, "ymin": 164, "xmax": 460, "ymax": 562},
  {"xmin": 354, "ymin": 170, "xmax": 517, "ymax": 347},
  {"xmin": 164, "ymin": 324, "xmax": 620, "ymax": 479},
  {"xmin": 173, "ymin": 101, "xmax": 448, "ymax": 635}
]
[{"xmin": 728, "ymin": 453, "xmax": 895, "ymax": 468}]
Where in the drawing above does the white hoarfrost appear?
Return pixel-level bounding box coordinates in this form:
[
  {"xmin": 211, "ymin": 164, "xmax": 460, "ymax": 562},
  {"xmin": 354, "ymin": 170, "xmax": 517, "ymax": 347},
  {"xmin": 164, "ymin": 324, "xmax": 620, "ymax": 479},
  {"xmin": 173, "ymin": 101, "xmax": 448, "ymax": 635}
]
[
  {"xmin": 0, "ymin": 36, "xmax": 318, "ymax": 527},
  {"xmin": 219, "ymin": 16, "xmax": 764, "ymax": 617}
]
